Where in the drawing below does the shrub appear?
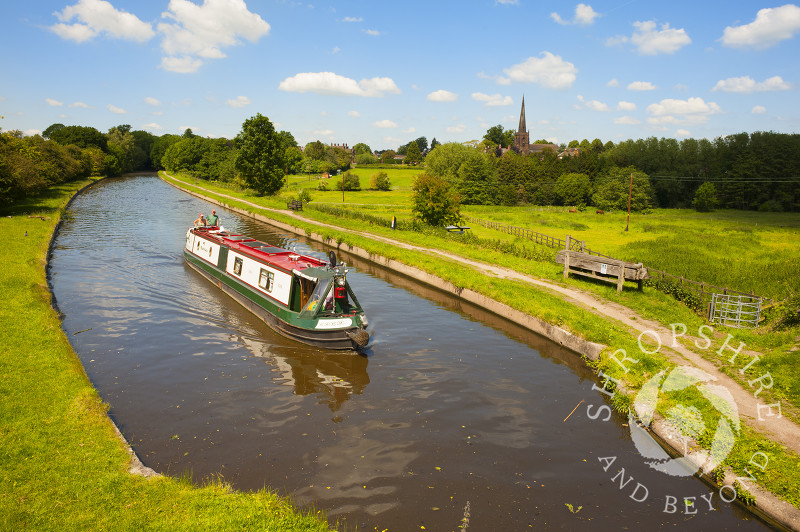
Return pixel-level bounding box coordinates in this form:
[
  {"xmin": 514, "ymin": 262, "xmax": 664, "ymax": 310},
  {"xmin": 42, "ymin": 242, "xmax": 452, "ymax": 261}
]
[
  {"xmin": 335, "ymin": 171, "xmax": 361, "ymax": 191},
  {"xmin": 370, "ymin": 171, "xmax": 391, "ymax": 191},
  {"xmin": 298, "ymin": 188, "xmax": 312, "ymax": 203},
  {"xmin": 411, "ymin": 172, "xmax": 461, "ymax": 226},
  {"xmin": 692, "ymin": 182, "xmax": 718, "ymax": 212},
  {"xmin": 316, "ymin": 179, "xmax": 329, "ymax": 191}
]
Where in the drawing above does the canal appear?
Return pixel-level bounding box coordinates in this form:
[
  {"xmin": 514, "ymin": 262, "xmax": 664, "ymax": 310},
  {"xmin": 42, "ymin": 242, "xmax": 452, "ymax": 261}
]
[{"xmin": 48, "ymin": 175, "xmax": 770, "ymax": 530}]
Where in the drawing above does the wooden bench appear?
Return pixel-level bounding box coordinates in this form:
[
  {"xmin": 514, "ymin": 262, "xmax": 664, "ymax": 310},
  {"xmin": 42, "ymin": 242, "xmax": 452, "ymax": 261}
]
[
  {"xmin": 556, "ymin": 243, "xmax": 648, "ymax": 292},
  {"xmin": 445, "ymin": 225, "xmax": 470, "ymax": 234},
  {"xmin": 287, "ymin": 199, "xmax": 303, "ymax": 211}
]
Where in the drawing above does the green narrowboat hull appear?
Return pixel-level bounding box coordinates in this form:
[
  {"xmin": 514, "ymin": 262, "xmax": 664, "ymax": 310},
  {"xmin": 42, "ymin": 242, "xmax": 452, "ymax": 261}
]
[{"xmin": 183, "ymin": 228, "xmax": 369, "ymax": 351}]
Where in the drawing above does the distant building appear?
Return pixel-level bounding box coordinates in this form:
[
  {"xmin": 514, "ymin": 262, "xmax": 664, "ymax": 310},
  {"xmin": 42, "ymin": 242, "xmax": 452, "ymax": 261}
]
[{"xmin": 513, "ymin": 96, "xmax": 559, "ymax": 155}]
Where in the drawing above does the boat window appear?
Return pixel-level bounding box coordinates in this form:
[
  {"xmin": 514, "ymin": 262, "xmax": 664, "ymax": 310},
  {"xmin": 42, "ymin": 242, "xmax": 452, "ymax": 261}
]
[
  {"xmin": 303, "ymin": 279, "xmax": 331, "ymax": 313},
  {"xmin": 233, "ymin": 256, "xmax": 243, "ymax": 276},
  {"xmin": 258, "ymin": 268, "xmax": 274, "ymax": 292}
]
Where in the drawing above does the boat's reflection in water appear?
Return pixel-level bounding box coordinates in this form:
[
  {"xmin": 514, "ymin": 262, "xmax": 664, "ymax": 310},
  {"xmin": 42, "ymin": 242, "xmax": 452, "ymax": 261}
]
[{"xmin": 239, "ymin": 334, "xmax": 370, "ymax": 414}]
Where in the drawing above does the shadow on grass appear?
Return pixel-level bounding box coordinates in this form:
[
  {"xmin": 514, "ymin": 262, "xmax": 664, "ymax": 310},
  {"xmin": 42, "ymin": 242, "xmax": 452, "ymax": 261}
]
[{"xmin": 0, "ymin": 182, "xmax": 86, "ymax": 217}]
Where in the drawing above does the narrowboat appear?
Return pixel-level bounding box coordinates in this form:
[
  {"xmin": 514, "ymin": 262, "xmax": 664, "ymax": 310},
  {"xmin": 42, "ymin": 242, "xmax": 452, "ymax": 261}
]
[{"xmin": 184, "ymin": 226, "xmax": 369, "ymax": 350}]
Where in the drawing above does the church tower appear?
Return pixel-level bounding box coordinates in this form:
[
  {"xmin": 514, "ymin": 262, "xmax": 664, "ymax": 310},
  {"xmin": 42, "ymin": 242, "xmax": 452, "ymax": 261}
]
[{"xmin": 513, "ymin": 96, "xmax": 530, "ymax": 154}]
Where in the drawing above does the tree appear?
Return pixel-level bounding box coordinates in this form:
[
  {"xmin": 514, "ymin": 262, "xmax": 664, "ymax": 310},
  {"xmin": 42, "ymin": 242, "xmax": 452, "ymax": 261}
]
[
  {"xmin": 411, "ymin": 172, "xmax": 461, "ymax": 226},
  {"xmin": 405, "ymin": 141, "xmax": 422, "ymax": 165},
  {"xmin": 430, "ymin": 138, "xmax": 440, "ymax": 150},
  {"xmin": 692, "ymin": 182, "xmax": 718, "ymax": 212},
  {"xmin": 424, "ymin": 142, "xmax": 475, "ymax": 182},
  {"xmin": 276, "ymin": 130, "xmax": 297, "ymax": 149},
  {"xmin": 379, "ymin": 150, "xmax": 396, "ymax": 164},
  {"xmin": 335, "ymin": 171, "xmax": 361, "ymax": 191},
  {"xmin": 234, "ymin": 113, "xmax": 286, "ymax": 195},
  {"xmin": 483, "ymin": 124, "xmax": 515, "ymax": 147},
  {"xmin": 592, "ymin": 167, "xmax": 654, "ymax": 212},
  {"xmin": 370, "ymin": 171, "xmax": 391, "ymax": 191},
  {"xmin": 555, "ymin": 172, "xmax": 591, "ymax": 206},
  {"xmin": 353, "ymin": 142, "xmax": 372, "ymax": 156},
  {"xmin": 304, "ymin": 140, "xmax": 325, "ymax": 160},
  {"xmin": 456, "ymin": 151, "xmax": 496, "ymax": 204},
  {"xmin": 414, "ymin": 136, "xmax": 428, "ymax": 153},
  {"xmin": 285, "ymin": 146, "xmax": 304, "ymax": 174},
  {"xmin": 182, "ymin": 128, "xmax": 196, "ymax": 138},
  {"xmin": 42, "ymin": 123, "xmax": 65, "ymax": 140}
]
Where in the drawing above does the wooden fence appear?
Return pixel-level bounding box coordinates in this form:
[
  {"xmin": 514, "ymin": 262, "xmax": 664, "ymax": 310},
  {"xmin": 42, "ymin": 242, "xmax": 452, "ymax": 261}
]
[{"xmin": 465, "ymin": 215, "xmax": 772, "ymax": 305}]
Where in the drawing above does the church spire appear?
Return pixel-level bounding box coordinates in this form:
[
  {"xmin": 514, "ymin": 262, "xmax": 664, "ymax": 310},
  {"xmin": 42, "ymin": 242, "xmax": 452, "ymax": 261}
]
[
  {"xmin": 518, "ymin": 95, "xmax": 527, "ymax": 134},
  {"xmin": 514, "ymin": 95, "xmax": 530, "ymax": 154}
]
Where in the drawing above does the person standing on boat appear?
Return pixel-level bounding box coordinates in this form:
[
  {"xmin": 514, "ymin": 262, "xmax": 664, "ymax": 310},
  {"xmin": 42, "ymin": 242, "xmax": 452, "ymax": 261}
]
[
  {"xmin": 193, "ymin": 213, "xmax": 207, "ymax": 228},
  {"xmin": 206, "ymin": 209, "xmax": 220, "ymax": 227}
]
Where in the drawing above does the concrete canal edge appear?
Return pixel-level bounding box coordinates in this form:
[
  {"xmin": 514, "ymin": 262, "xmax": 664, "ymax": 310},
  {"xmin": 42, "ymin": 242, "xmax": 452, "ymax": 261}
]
[{"xmin": 164, "ymin": 177, "xmax": 799, "ymax": 531}]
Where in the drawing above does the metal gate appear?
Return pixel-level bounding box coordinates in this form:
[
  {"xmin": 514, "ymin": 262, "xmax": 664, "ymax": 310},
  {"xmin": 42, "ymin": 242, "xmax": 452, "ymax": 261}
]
[{"xmin": 709, "ymin": 293, "xmax": 762, "ymax": 328}]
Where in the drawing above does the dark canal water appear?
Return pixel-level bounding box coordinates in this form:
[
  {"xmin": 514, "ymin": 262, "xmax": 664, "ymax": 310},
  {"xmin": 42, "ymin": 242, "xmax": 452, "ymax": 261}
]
[{"xmin": 48, "ymin": 175, "xmax": 771, "ymax": 530}]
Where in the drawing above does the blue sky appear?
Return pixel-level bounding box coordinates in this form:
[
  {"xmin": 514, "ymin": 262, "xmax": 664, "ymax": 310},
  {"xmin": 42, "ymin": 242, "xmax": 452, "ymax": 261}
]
[{"xmin": 1, "ymin": 0, "xmax": 799, "ymax": 150}]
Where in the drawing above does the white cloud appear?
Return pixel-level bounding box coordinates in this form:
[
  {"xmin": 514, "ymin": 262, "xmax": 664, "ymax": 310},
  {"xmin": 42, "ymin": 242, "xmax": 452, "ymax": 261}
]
[
  {"xmin": 158, "ymin": 0, "xmax": 270, "ymax": 73},
  {"xmin": 577, "ymin": 94, "xmax": 609, "ymax": 111},
  {"xmin": 646, "ymin": 97, "xmax": 721, "ymax": 125},
  {"xmin": 342, "ymin": 16, "xmax": 363, "ymax": 22},
  {"xmin": 676, "ymin": 129, "xmax": 691, "ymax": 137},
  {"xmin": 51, "ymin": 0, "xmax": 155, "ymax": 43},
  {"xmin": 674, "ymin": 83, "xmax": 689, "ymax": 91},
  {"xmin": 607, "ymin": 78, "xmax": 620, "ymax": 87},
  {"xmin": 575, "ymin": 4, "xmax": 600, "ymax": 25},
  {"xmin": 347, "ymin": 110, "xmax": 360, "ymax": 118},
  {"xmin": 142, "ymin": 122, "xmax": 164, "ymax": 131},
  {"xmin": 320, "ymin": 111, "xmax": 327, "ymax": 116},
  {"xmin": 627, "ymin": 81, "xmax": 656, "ymax": 91},
  {"xmin": 752, "ymin": 105, "xmax": 766, "ymax": 114},
  {"xmin": 471, "ymin": 92, "xmax": 513, "ymax": 106},
  {"xmin": 614, "ymin": 116, "xmax": 641, "ymax": 125},
  {"xmin": 630, "ymin": 20, "xmax": 691, "ymax": 55},
  {"xmin": 372, "ymin": 119, "xmax": 397, "ymax": 129},
  {"xmin": 446, "ymin": 124, "xmax": 466, "ymax": 133},
  {"xmin": 711, "ymin": 75, "xmax": 792, "ymax": 93},
  {"xmin": 617, "ymin": 101, "xmax": 636, "ymax": 111},
  {"xmin": 69, "ymin": 101, "xmax": 91, "ymax": 108},
  {"xmin": 331, "ymin": 46, "xmax": 340, "ymax": 54},
  {"xmin": 107, "ymin": 104, "xmax": 127, "ymax": 114},
  {"xmin": 160, "ymin": 55, "xmax": 203, "ymax": 73},
  {"xmin": 45, "ymin": 98, "xmax": 64, "ymax": 107},
  {"xmin": 405, "ymin": 127, "xmax": 416, "ymax": 134},
  {"xmin": 365, "ymin": 29, "xmax": 380, "ymax": 36},
  {"xmin": 278, "ymin": 72, "xmax": 400, "ymax": 97},
  {"xmin": 427, "ymin": 90, "xmax": 458, "ymax": 102},
  {"xmin": 226, "ymin": 95, "xmax": 251, "ymax": 107},
  {"xmin": 314, "ymin": 129, "xmax": 334, "ymax": 136},
  {"xmin": 721, "ymin": 5, "xmax": 800, "ymax": 49},
  {"xmin": 551, "ymin": 3, "xmax": 600, "ymax": 26},
  {"xmin": 502, "ymin": 52, "xmax": 578, "ymax": 90},
  {"xmin": 145, "ymin": 97, "xmax": 161, "ymax": 106},
  {"xmin": 496, "ymin": 0, "xmax": 519, "ymax": 5}
]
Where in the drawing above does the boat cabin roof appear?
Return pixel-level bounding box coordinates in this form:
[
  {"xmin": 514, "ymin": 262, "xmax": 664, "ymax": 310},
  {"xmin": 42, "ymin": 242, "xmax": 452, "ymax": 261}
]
[{"xmin": 192, "ymin": 227, "xmax": 327, "ymax": 273}]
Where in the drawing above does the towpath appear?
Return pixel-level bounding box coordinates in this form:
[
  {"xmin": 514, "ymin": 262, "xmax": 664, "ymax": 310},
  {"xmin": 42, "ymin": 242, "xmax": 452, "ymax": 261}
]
[{"xmin": 166, "ymin": 175, "xmax": 800, "ymax": 459}]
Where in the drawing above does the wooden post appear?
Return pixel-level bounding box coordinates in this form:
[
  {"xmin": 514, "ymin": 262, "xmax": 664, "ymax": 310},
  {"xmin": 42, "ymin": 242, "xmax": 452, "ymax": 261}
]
[
  {"xmin": 563, "ymin": 235, "xmax": 571, "ymax": 279},
  {"xmin": 581, "ymin": 240, "xmax": 586, "ymax": 252},
  {"xmin": 625, "ymin": 172, "xmax": 633, "ymax": 232},
  {"xmin": 616, "ymin": 259, "xmax": 625, "ymax": 292}
]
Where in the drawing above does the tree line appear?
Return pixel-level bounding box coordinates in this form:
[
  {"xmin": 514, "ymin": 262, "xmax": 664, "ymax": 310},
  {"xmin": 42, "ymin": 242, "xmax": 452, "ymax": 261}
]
[
  {"xmin": 3, "ymin": 114, "xmax": 798, "ymax": 213},
  {"xmin": 428, "ymin": 129, "xmax": 800, "ymax": 212}
]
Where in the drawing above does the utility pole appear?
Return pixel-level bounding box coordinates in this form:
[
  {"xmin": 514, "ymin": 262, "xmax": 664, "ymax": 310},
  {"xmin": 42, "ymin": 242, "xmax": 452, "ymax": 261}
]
[{"xmin": 625, "ymin": 172, "xmax": 633, "ymax": 232}]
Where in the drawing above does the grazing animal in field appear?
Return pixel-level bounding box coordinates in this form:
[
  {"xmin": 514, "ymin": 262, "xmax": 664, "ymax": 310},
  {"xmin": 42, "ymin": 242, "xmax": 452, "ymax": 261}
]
[
  {"xmin": 568, "ymin": 208, "xmax": 578, "ymax": 213},
  {"xmin": 596, "ymin": 210, "xmax": 604, "ymax": 214}
]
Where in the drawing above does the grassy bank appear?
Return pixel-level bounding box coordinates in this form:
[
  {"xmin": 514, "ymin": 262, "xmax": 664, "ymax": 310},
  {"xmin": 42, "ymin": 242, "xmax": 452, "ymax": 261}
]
[
  {"xmin": 0, "ymin": 178, "xmax": 331, "ymax": 531},
  {"xmin": 162, "ymin": 171, "xmax": 800, "ymax": 514}
]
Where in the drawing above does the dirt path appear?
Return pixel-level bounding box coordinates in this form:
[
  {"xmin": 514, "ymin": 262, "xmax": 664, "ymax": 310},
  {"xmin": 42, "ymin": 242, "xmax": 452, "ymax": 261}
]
[{"xmin": 172, "ymin": 177, "xmax": 800, "ymax": 458}]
